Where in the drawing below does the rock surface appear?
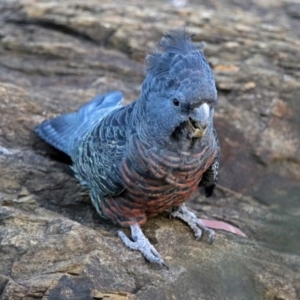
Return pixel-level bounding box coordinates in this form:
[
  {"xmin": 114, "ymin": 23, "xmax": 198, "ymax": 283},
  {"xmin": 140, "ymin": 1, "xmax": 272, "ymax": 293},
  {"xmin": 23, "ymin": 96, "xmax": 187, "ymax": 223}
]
[{"xmin": 0, "ymin": 0, "xmax": 300, "ymax": 299}]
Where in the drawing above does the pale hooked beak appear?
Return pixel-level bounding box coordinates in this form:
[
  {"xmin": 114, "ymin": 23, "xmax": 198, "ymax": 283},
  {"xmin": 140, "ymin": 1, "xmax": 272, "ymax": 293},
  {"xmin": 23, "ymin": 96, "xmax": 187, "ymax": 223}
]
[{"xmin": 188, "ymin": 103, "xmax": 210, "ymax": 138}]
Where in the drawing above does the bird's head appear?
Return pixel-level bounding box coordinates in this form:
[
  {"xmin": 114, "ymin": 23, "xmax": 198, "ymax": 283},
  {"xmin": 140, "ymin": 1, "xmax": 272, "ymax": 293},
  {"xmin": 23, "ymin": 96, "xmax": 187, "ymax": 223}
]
[{"xmin": 140, "ymin": 30, "xmax": 217, "ymax": 148}]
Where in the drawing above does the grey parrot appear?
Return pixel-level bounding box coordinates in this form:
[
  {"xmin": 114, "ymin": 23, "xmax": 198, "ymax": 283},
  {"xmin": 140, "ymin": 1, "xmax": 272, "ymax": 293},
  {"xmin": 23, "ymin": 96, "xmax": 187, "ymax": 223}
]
[{"xmin": 35, "ymin": 29, "xmax": 220, "ymax": 267}]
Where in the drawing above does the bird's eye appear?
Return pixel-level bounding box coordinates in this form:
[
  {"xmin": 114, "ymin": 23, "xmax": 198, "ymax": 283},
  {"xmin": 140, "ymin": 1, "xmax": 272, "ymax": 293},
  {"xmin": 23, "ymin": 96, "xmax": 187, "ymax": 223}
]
[{"xmin": 173, "ymin": 99, "xmax": 180, "ymax": 106}]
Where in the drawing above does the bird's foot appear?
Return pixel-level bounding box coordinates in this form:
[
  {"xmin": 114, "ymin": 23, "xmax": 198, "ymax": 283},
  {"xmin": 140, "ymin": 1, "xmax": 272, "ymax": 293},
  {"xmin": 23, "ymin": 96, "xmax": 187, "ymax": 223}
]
[
  {"xmin": 170, "ymin": 204, "xmax": 215, "ymax": 244},
  {"xmin": 118, "ymin": 223, "xmax": 168, "ymax": 268}
]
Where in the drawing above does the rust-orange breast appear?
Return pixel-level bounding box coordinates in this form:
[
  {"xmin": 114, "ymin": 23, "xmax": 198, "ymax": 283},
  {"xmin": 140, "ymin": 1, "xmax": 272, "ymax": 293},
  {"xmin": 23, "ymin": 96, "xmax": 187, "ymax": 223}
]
[{"xmin": 100, "ymin": 134, "xmax": 216, "ymax": 226}]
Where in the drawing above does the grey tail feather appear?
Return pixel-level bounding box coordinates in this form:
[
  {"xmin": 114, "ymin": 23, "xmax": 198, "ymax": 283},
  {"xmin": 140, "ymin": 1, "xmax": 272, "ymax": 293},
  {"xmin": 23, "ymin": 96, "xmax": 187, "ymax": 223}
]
[
  {"xmin": 35, "ymin": 91, "xmax": 123, "ymax": 156},
  {"xmin": 35, "ymin": 113, "xmax": 77, "ymax": 156}
]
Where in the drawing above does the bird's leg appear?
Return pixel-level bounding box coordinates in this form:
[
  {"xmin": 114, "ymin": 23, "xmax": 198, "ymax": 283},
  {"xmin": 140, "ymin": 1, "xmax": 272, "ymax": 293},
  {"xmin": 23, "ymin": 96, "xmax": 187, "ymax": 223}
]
[
  {"xmin": 170, "ymin": 204, "xmax": 215, "ymax": 244},
  {"xmin": 118, "ymin": 224, "xmax": 168, "ymax": 268}
]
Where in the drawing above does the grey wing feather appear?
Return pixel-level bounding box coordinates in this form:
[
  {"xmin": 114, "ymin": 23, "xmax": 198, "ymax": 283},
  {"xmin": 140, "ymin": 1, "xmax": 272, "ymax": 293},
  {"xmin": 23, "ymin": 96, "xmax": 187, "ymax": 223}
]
[
  {"xmin": 69, "ymin": 91, "xmax": 123, "ymax": 156},
  {"xmin": 35, "ymin": 90, "xmax": 127, "ymax": 217},
  {"xmin": 35, "ymin": 91, "xmax": 123, "ymax": 157},
  {"xmin": 201, "ymin": 128, "xmax": 220, "ymax": 197},
  {"xmin": 71, "ymin": 103, "xmax": 135, "ymax": 213}
]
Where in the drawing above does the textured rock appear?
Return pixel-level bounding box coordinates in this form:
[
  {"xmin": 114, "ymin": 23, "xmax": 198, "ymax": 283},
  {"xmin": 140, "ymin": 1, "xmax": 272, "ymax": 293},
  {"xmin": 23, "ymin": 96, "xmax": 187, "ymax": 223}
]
[{"xmin": 0, "ymin": 0, "xmax": 300, "ymax": 299}]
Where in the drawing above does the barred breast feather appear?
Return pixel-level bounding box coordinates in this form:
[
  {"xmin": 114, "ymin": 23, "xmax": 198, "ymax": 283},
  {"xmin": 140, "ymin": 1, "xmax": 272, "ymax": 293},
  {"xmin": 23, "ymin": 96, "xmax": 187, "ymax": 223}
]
[{"xmin": 97, "ymin": 127, "xmax": 217, "ymax": 226}]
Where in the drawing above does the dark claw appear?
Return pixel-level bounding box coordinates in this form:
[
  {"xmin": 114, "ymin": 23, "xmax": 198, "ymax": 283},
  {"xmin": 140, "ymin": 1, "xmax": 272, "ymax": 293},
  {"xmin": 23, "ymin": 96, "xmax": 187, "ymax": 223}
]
[
  {"xmin": 195, "ymin": 235, "xmax": 202, "ymax": 241},
  {"xmin": 161, "ymin": 261, "xmax": 170, "ymax": 270},
  {"xmin": 208, "ymin": 231, "xmax": 215, "ymax": 244}
]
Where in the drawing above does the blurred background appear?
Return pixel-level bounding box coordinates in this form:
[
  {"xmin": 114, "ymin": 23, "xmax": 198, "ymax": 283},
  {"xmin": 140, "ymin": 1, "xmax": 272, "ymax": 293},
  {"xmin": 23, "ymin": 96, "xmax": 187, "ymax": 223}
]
[{"xmin": 0, "ymin": 0, "xmax": 299, "ymax": 299}]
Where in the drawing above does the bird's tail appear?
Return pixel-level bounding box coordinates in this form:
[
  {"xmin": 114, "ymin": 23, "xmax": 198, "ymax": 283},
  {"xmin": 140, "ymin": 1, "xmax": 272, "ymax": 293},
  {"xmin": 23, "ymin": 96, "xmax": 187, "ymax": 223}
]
[{"xmin": 35, "ymin": 91, "xmax": 123, "ymax": 156}]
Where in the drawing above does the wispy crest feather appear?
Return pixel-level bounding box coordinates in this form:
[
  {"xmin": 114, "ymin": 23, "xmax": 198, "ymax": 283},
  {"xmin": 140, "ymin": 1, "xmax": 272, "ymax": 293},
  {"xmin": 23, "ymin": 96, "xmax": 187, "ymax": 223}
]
[
  {"xmin": 144, "ymin": 29, "xmax": 210, "ymax": 94},
  {"xmin": 147, "ymin": 30, "xmax": 205, "ymax": 68}
]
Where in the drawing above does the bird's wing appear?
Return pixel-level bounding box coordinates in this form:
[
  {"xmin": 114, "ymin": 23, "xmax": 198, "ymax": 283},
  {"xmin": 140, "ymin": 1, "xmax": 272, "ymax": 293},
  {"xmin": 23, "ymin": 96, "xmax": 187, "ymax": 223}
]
[
  {"xmin": 35, "ymin": 91, "xmax": 123, "ymax": 156},
  {"xmin": 200, "ymin": 127, "xmax": 220, "ymax": 197},
  {"xmin": 72, "ymin": 103, "xmax": 135, "ymax": 198}
]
